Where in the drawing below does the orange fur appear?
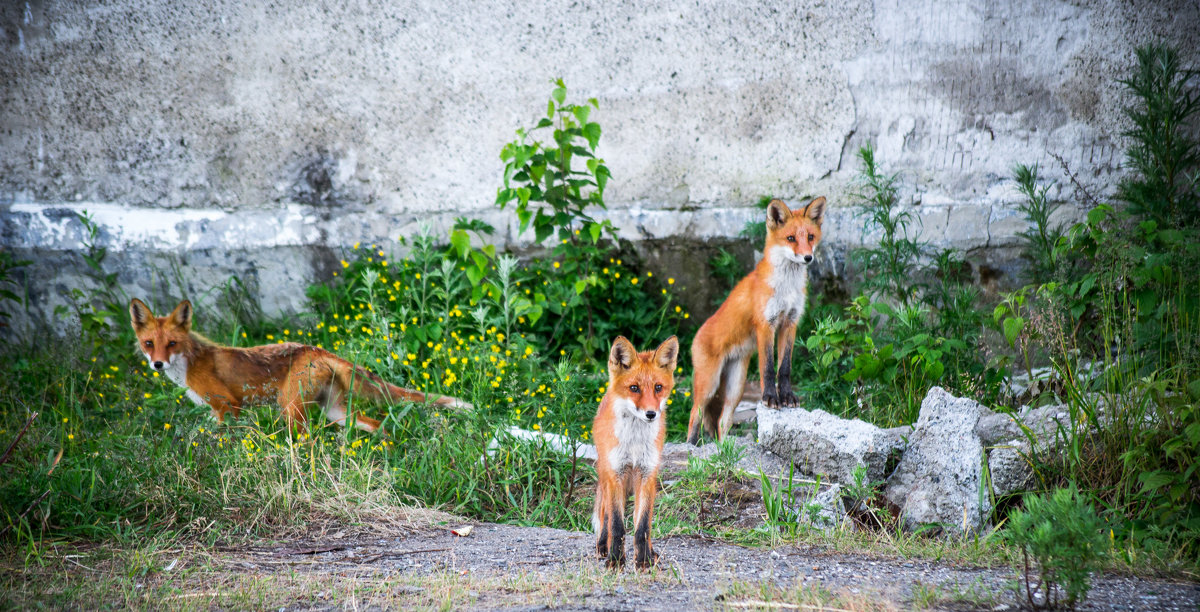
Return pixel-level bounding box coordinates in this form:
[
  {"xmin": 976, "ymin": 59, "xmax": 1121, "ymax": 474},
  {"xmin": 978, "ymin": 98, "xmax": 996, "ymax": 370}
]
[
  {"xmin": 592, "ymin": 335, "xmax": 678, "ymax": 570},
  {"xmin": 130, "ymin": 298, "xmax": 471, "ymax": 434},
  {"xmin": 686, "ymin": 197, "xmax": 826, "ymax": 443}
]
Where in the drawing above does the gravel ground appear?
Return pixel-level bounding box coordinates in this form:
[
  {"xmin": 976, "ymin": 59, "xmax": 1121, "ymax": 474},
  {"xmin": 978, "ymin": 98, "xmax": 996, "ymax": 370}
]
[{"xmin": 214, "ymin": 522, "xmax": 1200, "ymax": 611}]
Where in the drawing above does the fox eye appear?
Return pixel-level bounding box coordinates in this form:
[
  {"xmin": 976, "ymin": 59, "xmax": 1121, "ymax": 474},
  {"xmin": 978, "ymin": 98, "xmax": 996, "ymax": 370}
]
[
  {"xmin": 786, "ymin": 235, "xmax": 796, "ymax": 242},
  {"xmin": 808, "ymin": 233, "xmax": 815, "ymax": 241},
  {"xmin": 629, "ymin": 384, "xmax": 640, "ymax": 394},
  {"xmin": 144, "ymin": 340, "xmax": 153, "ymax": 348},
  {"xmin": 167, "ymin": 341, "xmax": 176, "ymax": 347},
  {"xmin": 654, "ymin": 384, "xmax": 663, "ymax": 393}
]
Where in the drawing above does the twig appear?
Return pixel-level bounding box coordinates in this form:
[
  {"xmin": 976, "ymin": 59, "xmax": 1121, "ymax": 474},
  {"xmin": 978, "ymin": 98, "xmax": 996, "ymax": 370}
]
[
  {"xmin": 356, "ymin": 547, "xmax": 449, "ymax": 564},
  {"xmin": 724, "ymin": 600, "xmax": 852, "ymax": 612},
  {"xmin": 0, "ymin": 411, "xmax": 38, "ymax": 466},
  {"xmin": 64, "ymin": 556, "xmax": 97, "ymax": 572},
  {"xmin": 275, "ymin": 544, "xmax": 347, "ymax": 556},
  {"xmin": 1049, "ymin": 151, "xmax": 1101, "ymax": 209},
  {"xmin": 0, "ymin": 489, "xmax": 51, "ymax": 537}
]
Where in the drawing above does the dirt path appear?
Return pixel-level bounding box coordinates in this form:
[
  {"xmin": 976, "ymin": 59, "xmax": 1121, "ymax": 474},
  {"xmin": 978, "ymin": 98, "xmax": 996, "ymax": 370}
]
[{"xmin": 199, "ymin": 522, "xmax": 1198, "ymax": 611}]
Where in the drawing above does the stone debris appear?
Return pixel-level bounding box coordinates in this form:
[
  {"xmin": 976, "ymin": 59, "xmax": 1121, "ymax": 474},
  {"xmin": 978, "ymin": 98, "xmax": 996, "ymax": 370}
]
[{"xmin": 757, "ymin": 406, "xmax": 907, "ymax": 485}]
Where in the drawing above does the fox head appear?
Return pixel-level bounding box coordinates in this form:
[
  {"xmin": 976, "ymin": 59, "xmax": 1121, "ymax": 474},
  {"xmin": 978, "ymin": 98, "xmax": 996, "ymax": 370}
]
[
  {"xmin": 764, "ymin": 196, "xmax": 826, "ymax": 266},
  {"xmin": 607, "ymin": 335, "xmax": 679, "ymax": 424},
  {"xmin": 130, "ymin": 298, "xmax": 194, "ymax": 372}
]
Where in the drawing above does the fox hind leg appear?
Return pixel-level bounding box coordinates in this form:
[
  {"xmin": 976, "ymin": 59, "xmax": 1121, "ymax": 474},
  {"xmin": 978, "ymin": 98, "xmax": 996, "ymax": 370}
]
[
  {"xmin": 716, "ymin": 354, "xmax": 750, "ymax": 440},
  {"xmin": 688, "ymin": 350, "xmax": 725, "ymax": 445}
]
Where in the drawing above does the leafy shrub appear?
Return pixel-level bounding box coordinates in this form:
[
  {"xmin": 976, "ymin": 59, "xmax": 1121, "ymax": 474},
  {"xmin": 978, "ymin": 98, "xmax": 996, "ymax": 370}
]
[
  {"xmin": 1007, "ymin": 487, "xmax": 1107, "ymax": 610},
  {"xmin": 1012, "ymin": 163, "xmax": 1070, "ymax": 285},
  {"xmin": 997, "ymin": 42, "xmax": 1200, "ymax": 560},
  {"xmin": 492, "ymin": 80, "xmax": 690, "ymax": 359},
  {"xmin": 793, "ymin": 146, "xmax": 1002, "ymax": 425},
  {"xmin": 0, "ymin": 251, "xmax": 30, "ymax": 334},
  {"xmin": 1118, "ymin": 44, "xmax": 1199, "ymax": 228}
]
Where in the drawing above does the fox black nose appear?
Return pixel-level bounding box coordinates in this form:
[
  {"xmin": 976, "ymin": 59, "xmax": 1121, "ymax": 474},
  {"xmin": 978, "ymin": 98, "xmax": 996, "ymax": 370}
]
[
  {"xmin": 153, "ymin": 361, "xmax": 164, "ymax": 370},
  {"xmin": 645, "ymin": 411, "xmax": 657, "ymax": 421},
  {"xmin": 803, "ymin": 254, "xmax": 813, "ymax": 263}
]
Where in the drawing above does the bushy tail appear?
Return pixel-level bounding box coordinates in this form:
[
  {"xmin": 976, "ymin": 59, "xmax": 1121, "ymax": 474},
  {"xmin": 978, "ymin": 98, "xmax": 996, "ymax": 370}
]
[{"xmin": 335, "ymin": 362, "xmax": 473, "ymax": 410}]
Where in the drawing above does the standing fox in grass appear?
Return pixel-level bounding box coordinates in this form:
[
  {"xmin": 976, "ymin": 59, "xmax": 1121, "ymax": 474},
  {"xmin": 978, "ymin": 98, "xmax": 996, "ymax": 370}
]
[
  {"xmin": 130, "ymin": 298, "xmax": 470, "ymax": 433},
  {"xmin": 687, "ymin": 197, "xmax": 826, "ymax": 444},
  {"xmin": 592, "ymin": 335, "xmax": 679, "ymax": 570}
]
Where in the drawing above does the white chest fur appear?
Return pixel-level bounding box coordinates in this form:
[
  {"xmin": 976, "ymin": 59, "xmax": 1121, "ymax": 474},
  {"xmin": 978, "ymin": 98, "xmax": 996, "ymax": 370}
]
[
  {"xmin": 763, "ymin": 248, "xmax": 809, "ymax": 325},
  {"xmin": 607, "ymin": 399, "xmax": 664, "ymax": 475},
  {"xmin": 162, "ymin": 354, "xmax": 206, "ymax": 407}
]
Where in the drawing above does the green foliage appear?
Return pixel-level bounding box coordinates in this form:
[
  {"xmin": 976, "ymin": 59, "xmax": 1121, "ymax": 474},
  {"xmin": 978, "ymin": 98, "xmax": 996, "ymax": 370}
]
[
  {"xmin": 491, "ymin": 80, "xmax": 689, "ymax": 359},
  {"xmin": 792, "ymin": 147, "xmax": 1002, "ymax": 426},
  {"xmin": 707, "ymin": 247, "xmax": 742, "ymax": 305},
  {"xmin": 1118, "ymin": 44, "xmax": 1200, "ymax": 228},
  {"xmin": 999, "ymin": 43, "xmax": 1200, "ymax": 560},
  {"xmin": 851, "ymin": 144, "xmax": 924, "ymax": 306},
  {"xmin": 737, "ymin": 195, "xmax": 775, "ymax": 245},
  {"xmin": 1013, "ymin": 163, "xmax": 1070, "ymax": 284},
  {"xmin": 54, "ymin": 212, "xmax": 133, "ymax": 361},
  {"xmin": 0, "ymin": 251, "xmax": 30, "ymax": 332},
  {"xmin": 1007, "ymin": 487, "xmax": 1108, "ymax": 610},
  {"xmin": 496, "ymin": 78, "xmax": 611, "ymax": 246}
]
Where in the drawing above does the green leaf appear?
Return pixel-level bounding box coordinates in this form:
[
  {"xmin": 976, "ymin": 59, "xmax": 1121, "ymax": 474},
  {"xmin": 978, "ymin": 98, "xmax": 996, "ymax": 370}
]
[
  {"xmin": 552, "ymin": 86, "xmax": 566, "ymax": 105},
  {"xmin": 449, "ymin": 229, "xmax": 471, "ymax": 260},
  {"xmin": 1138, "ymin": 470, "xmax": 1174, "ymax": 492},
  {"xmin": 466, "ymin": 266, "xmax": 485, "ymax": 287},
  {"xmin": 589, "ymin": 222, "xmax": 602, "ymax": 243},
  {"xmin": 582, "ymin": 122, "xmax": 601, "ymax": 149},
  {"xmin": 574, "ymin": 279, "xmax": 588, "ymax": 294},
  {"xmin": 572, "ymin": 105, "xmax": 590, "ymax": 124},
  {"xmin": 1003, "ymin": 317, "xmax": 1025, "ymax": 346},
  {"xmin": 547, "ymin": 99, "xmax": 555, "ymax": 118}
]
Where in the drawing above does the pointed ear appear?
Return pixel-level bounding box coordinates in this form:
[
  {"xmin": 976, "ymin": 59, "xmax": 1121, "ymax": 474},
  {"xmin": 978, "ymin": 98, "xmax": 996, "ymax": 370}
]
[
  {"xmin": 168, "ymin": 300, "xmax": 193, "ymax": 331},
  {"xmin": 802, "ymin": 196, "xmax": 827, "ymax": 226},
  {"xmin": 652, "ymin": 336, "xmax": 679, "ymax": 372},
  {"xmin": 608, "ymin": 336, "xmax": 637, "ymax": 375},
  {"xmin": 129, "ymin": 298, "xmax": 154, "ymax": 331},
  {"xmin": 766, "ymin": 199, "xmax": 791, "ymax": 230}
]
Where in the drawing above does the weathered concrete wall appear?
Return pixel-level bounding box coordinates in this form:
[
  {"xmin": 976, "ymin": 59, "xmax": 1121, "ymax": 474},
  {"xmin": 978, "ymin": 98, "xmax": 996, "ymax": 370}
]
[{"xmin": 1, "ymin": 0, "xmax": 1196, "ymax": 335}]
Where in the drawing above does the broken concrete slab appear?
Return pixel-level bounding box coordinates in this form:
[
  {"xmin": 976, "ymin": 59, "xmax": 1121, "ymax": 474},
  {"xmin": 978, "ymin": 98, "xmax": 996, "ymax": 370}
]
[
  {"xmin": 757, "ymin": 406, "xmax": 907, "ymax": 485},
  {"xmin": 883, "ymin": 387, "xmax": 990, "ymax": 535}
]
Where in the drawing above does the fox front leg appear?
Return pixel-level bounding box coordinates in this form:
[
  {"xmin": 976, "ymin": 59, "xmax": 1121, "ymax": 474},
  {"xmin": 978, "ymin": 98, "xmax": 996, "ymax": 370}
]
[
  {"xmin": 775, "ymin": 322, "xmax": 799, "ymax": 407},
  {"xmin": 757, "ymin": 324, "xmax": 781, "ymax": 408}
]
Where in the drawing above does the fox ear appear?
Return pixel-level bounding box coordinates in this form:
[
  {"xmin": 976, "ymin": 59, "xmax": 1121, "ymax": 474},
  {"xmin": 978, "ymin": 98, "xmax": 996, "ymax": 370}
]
[
  {"xmin": 652, "ymin": 336, "xmax": 679, "ymax": 372},
  {"xmin": 168, "ymin": 300, "xmax": 193, "ymax": 331},
  {"xmin": 802, "ymin": 196, "xmax": 826, "ymax": 226},
  {"xmin": 130, "ymin": 298, "xmax": 154, "ymax": 331},
  {"xmin": 766, "ymin": 199, "xmax": 791, "ymax": 230},
  {"xmin": 608, "ymin": 336, "xmax": 637, "ymax": 373}
]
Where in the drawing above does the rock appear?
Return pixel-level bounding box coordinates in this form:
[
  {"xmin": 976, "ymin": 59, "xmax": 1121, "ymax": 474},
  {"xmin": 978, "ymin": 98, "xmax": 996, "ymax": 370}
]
[
  {"xmin": 884, "ymin": 387, "xmax": 990, "ymax": 534},
  {"xmin": 487, "ymin": 426, "xmax": 597, "ymax": 461},
  {"xmin": 988, "ymin": 440, "xmax": 1034, "ymax": 497},
  {"xmin": 661, "ymin": 433, "xmax": 792, "ymax": 480},
  {"xmin": 975, "ymin": 404, "xmax": 1065, "ymax": 445},
  {"xmin": 757, "ymin": 407, "xmax": 906, "ymax": 485},
  {"xmin": 797, "ymin": 483, "xmax": 847, "ymax": 530}
]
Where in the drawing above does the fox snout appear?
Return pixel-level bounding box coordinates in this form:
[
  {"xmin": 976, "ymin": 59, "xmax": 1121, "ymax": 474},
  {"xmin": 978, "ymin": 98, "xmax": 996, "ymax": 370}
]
[
  {"xmin": 152, "ymin": 360, "xmax": 166, "ymax": 371},
  {"xmin": 644, "ymin": 410, "xmax": 658, "ymax": 421}
]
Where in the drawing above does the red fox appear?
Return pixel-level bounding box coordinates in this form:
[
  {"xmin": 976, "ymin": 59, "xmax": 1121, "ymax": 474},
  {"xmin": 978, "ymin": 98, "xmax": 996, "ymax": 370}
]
[
  {"xmin": 592, "ymin": 335, "xmax": 678, "ymax": 569},
  {"xmin": 686, "ymin": 197, "xmax": 826, "ymax": 444},
  {"xmin": 129, "ymin": 298, "xmax": 469, "ymax": 433}
]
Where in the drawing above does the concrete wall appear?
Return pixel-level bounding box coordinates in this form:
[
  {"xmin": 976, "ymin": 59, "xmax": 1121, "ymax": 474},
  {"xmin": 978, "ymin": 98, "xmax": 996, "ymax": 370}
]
[{"xmin": 1, "ymin": 0, "xmax": 1196, "ymax": 334}]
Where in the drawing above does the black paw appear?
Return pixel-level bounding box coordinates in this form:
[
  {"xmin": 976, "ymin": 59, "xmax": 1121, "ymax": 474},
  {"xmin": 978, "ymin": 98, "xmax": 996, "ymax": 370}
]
[
  {"xmin": 606, "ymin": 550, "xmax": 626, "ymax": 569},
  {"xmin": 777, "ymin": 384, "xmax": 798, "ymax": 407},
  {"xmin": 762, "ymin": 386, "xmax": 781, "ymax": 408},
  {"xmin": 635, "ymin": 548, "xmax": 660, "ymax": 570}
]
